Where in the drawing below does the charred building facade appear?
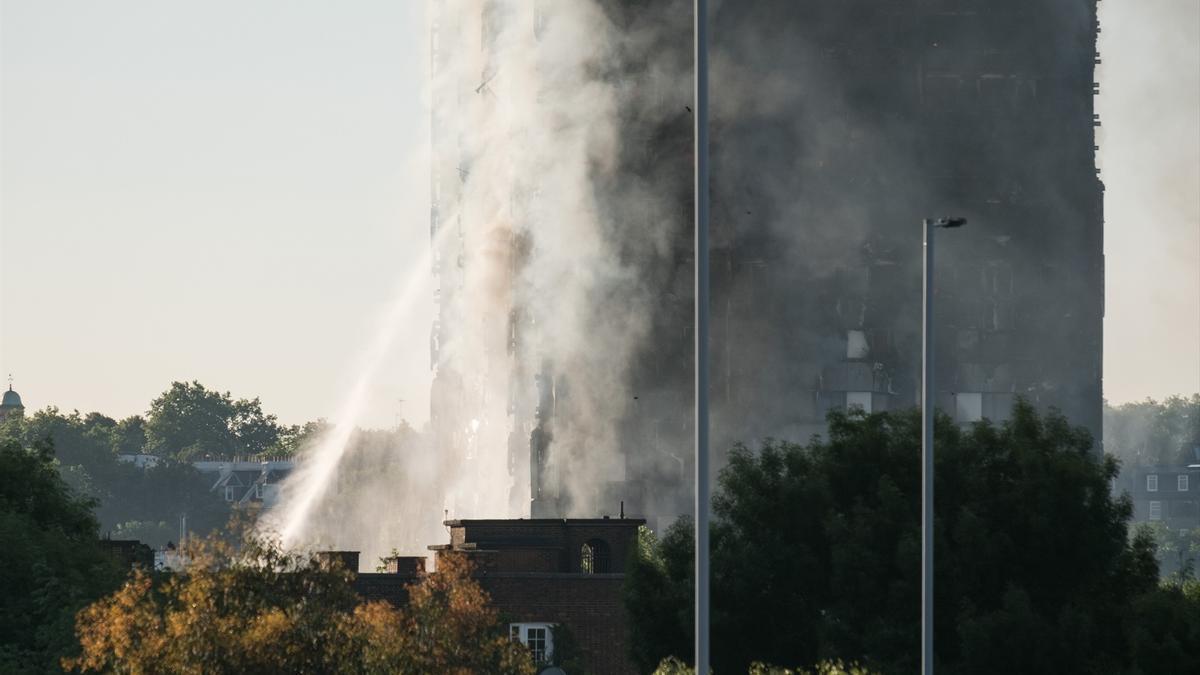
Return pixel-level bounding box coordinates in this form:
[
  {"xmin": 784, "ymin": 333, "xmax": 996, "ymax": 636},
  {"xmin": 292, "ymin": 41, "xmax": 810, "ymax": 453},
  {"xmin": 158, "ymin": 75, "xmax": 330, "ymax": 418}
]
[{"xmin": 429, "ymin": 1, "xmax": 1104, "ymax": 526}]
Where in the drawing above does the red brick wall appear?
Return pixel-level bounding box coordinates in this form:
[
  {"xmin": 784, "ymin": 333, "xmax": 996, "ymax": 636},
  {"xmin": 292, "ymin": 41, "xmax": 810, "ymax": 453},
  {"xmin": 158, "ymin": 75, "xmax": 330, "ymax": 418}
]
[
  {"xmin": 362, "ymin": 520, "xmax": 644, "ymax": 673},
  {"xmin": 481, "ymin": 575, "xmax": 636, "ymax": 675},
  {"xmin": 353, "ymin": 572, "xmax": 638, "ymax": 675},
  {"xmin": 448, "ymin": 520, "xmax": 642, "ymax": 573},
  {"xmin": 496, "ymin": 547, "xmax": 560, "ymax": 573},
  {"xmin": 559, "ymin": 525, "xmax": 640, "ymax": 574}
]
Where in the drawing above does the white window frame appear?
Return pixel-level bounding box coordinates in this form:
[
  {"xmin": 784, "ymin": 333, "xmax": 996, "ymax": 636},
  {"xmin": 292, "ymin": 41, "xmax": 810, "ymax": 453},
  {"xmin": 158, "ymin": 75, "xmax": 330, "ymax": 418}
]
[
  {"xmin": 1147, "ymin": 474, "xmax": 1158, "ymax": 492},
  {"xmin": 254, "ymin": 483, "xmax": 264, "ymax": 499},
  {"xmin": 224, "ymin": 486, "xmax": 235, "ymax": 502},
  {"xmin": 1149, "ymin": 501, "xmax": 1162, "ymax": 521},
  {"xmin": 509, "ymin": 623, "xmax": 554, "ymax": 664},
  {"xmin": 1179, "ymin": 475, "xmax": 1189, "ymax": 492}
]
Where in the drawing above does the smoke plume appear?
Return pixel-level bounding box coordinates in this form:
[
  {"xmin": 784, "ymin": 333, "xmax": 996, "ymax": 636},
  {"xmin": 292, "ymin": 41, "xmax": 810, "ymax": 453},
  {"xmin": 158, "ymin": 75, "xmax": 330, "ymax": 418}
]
[{"xmin": 269, "ymin": 0, "xmax": 1116, "ymax": 561}]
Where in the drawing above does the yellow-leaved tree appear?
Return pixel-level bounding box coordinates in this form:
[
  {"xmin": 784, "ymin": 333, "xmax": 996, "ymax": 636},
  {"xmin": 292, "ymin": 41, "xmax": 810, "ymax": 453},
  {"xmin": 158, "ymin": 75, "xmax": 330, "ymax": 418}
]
[{"xmin": 64, "ymin": 535, "xmax": 533, "ymax": 675}]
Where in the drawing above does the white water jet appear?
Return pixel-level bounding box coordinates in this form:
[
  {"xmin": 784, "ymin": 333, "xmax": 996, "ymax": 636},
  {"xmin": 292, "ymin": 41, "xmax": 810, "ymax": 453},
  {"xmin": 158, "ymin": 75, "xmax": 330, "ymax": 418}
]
[
  {"xmin": 271, "ymin": 240, "xmax": 436, "ymax": 550},
  {"xmin": 265, "ymin": 1, "xmax": 690, "ymax": 556}
]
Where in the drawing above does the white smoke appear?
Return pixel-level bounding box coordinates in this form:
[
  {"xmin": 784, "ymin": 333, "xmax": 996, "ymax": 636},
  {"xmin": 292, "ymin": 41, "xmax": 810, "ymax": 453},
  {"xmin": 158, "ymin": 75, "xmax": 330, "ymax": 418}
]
[
  {"xmin": 266, "ymin": 0, "xmax": 691, "ymax": 563},
  {"xmin": 430, "ymin": 0, "xmax": 690, "ymax": 517}
]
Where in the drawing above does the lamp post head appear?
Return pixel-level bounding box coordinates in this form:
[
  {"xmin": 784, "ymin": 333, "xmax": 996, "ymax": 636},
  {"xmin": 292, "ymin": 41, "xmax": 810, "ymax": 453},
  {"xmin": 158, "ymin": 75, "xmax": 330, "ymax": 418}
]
[{"xmin": 932, "ymin": 217, "xmax": 967, "ymax": 229}]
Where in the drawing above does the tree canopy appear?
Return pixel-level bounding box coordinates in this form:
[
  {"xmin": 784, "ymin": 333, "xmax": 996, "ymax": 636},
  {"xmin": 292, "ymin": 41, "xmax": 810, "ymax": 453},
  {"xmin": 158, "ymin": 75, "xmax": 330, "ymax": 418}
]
[
  {"xmin": 1104, "ymin": 394, "xmax": 1200, "ymax": 468},
  {"xmin": 67, "ymin": 537, "xmax": 534, "ymax": 675},
  {"xmin": 626, "ymin": 401, "xmax": 1200, "ymax": 674},
  {"xmin": 0, "ymin": 438, "xmax": 124, "ymax": 674},
  {"xmin": 145, "ymin": 381, "xmax": 282, "ymax": 461},
  {"xmin": 1, "ymin": 407, "xmax": 230, "ymax": 548}
]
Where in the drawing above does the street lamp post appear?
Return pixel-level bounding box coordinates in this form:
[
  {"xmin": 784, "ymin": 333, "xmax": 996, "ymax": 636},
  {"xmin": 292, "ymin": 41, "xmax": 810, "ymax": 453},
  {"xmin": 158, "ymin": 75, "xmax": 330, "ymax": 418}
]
[
  {"xmin": 922, "ymin": 216, "xmax": 965, "ymax": 675},
  {"xmin": 694, "ymin": 1, "xmax": 711, "ymax": 673}
]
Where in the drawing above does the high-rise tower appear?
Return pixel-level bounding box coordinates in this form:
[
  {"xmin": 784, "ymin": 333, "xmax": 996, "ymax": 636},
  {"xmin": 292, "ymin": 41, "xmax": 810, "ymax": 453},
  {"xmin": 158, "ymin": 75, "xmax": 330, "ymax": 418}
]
[{"xmin": 430, "ymin": 0, "xmax": 1104, "ymax": 525}]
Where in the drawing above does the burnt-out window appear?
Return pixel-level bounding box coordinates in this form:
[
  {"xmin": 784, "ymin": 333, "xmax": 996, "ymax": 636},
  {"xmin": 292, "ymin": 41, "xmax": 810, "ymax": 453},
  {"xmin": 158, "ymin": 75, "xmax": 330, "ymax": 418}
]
[{"xmin": 580, "ymin": 538, "xmax": 611, "ymax": 574}]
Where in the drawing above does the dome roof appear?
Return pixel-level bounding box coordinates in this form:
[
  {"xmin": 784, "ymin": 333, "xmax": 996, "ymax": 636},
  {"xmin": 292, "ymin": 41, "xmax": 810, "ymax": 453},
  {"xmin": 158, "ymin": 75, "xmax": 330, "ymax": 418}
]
[{"xmin": 1, "ymin": 388, "xmax": 22, "ymax": 408}]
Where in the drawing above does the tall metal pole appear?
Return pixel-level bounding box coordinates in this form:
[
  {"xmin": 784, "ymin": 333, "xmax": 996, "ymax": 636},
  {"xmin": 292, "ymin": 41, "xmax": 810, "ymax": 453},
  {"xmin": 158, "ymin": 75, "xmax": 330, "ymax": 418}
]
[
  {"xmin": 921, "ymin": 218, "xmax": 934, "ymax": 675},
  {"xmin": 694, "ymin": 0, "xmax": 711, "ymax": 673}
]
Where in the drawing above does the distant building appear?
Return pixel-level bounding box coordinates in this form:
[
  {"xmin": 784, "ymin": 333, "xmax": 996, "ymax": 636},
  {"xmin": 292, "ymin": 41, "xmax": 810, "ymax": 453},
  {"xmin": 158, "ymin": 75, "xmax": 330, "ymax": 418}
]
[
  {"xmin": 117, "ymin": 453, "xmax": 163, "ymax": 469},
  {"xmin": 192, "ymin": 459, "xmax": 294, "ymax": 507},
  {"xmin": 99, "ymin": 538, "xmax": 154, "ymax": 569},
  {"xmin": 154, "ymin": 543, "xmax": 189, "ymax": 572},
  {"xmin": 354, "ymin": 517, "xmax": 644, "ymax": 675},
  {"xmin": 1126, "ymin": 462, "xmax": 1200, "ymax": 530},
  {"xmin": 1, "ymin": 381, "xmax": 25, "ymax": 422}
]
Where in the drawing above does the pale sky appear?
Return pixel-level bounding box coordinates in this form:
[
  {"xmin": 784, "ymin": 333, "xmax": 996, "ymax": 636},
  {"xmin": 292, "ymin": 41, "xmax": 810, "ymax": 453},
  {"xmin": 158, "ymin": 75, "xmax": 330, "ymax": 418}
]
[
  {"xmin": 1, "ymin": 1, "xmax": 434, "ymax": 428},
  {"xmin": 1097, "ymin": 0, "xmax": 1200, "ymax": 406},
  {"xmin": 1, "ymin": 2, "xmax": 1197, "ymax": 430}
]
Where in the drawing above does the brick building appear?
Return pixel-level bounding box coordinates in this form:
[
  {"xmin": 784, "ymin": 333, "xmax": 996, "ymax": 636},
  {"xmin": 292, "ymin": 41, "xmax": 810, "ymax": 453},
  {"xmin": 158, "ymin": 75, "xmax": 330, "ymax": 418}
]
[
  {"xmin": 1125, "ymin": 462, "xmax": 1200, "ymax": 530},
  {"xmin": 192, "ymin": 458, "xmax": 294, "ymax": 507},
  {"xmin": 99, "ymin": 538, "xmax": 154, "ymax": 570},
  {"xmin": 354, "ymin": 517, "xmax": 644, "ymax": 675}
]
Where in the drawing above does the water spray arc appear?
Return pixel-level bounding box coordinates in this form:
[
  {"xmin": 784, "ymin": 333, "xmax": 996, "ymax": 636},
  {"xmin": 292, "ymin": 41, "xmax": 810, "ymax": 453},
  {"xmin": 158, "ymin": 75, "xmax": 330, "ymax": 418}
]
[{"xmin": 274, "ymin": 235, "xmax": 441, "ymax": 550}]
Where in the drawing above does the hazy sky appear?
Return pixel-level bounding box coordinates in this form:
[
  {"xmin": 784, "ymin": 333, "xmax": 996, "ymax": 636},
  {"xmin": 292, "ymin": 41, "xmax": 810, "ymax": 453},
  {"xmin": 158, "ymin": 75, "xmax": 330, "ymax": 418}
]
[
  {"xmin": 2, "ymin": 1, "xmax": 433, "ymax": 428},
  {"xmin": 2, "ymin": 1, "xmax": 1197, "ymax": 429},
  {"xmin": 1097, "ymin": 0, "xmax": 1200, "ymax": 406}
]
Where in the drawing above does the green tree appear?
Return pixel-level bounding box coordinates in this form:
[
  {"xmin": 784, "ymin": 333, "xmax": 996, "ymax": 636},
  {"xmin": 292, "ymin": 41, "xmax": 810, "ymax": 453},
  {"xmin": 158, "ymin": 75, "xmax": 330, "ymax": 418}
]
[
  {"xmin": 0, "ymin": 438, "xmax": 124, "ymax": 674},
  {"xmin": 268, "ymin": 418, "xmax": 329, "ymax": 458},
  {"xmin": 1143, "ymin": 522, "xmax": 1200, "ymax": 582},
  {"xmin": 145, "ymin": 381, "xmax": 281, "ymax": 460},
  {"xmin": 19, "ymin": 408, "xmax": 114, "ymax": 468},
  {"xmin": 230, "ymin": 397, "xmax": 282, "ymax": 456},
  {"xmin": 145, "ymin": 381, "xmax": 237, "ymax": 459},
  {"xmin": 624, "ymin": 524, "xmax": 694, "ymax": 670},
  {"xmin": 112, "ymin": 415, "xmax": 148, "ymax": 456},
  {"xmin": 627, "ymin": 402, "xmax": 1194, "ymax": 674},
  {"xmin": 1104, "ymin": 394, "xmax": 1200, "ymax": 467},
  {"xmin": 1123, "ymin": 579, "xmax": 1200, "ymax": 674},
  {"xmin": 1, "ymin": 405, "xmax": 228, "ymax": 546}
]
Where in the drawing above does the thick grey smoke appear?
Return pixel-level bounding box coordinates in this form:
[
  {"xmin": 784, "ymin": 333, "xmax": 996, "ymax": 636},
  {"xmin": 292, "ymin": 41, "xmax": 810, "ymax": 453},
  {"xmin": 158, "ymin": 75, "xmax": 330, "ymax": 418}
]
[
  {"xmin": 273, "ymin": 0, "xmax": 1116, "ymax": 557},
  {"xmin": 268, "ymin": 0, "xmax": 695, "ymax": 559}
]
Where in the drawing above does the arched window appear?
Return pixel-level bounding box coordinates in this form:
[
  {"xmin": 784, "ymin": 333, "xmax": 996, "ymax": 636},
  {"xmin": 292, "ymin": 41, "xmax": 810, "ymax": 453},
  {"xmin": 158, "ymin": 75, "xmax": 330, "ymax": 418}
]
[{"xmin": 580, "ymin": 538, "xmax": 610, "ymax": 574}]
